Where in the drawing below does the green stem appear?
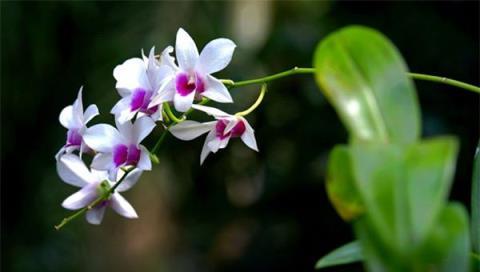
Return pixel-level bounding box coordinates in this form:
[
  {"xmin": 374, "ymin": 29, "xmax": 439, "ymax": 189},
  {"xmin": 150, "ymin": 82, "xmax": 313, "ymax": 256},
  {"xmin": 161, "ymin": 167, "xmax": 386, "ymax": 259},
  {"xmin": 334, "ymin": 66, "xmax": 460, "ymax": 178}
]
[
  {"xmin": 223, "ymin": 67, "xmax": 480, "ymax": 94},
  {"xmin": 236, "ymin": 84, "xmax": 267, "ymax": 116},
  {"xmin": 227, "ymin": 67, "xmax": 315, "ymax": 89},
  {"xmin": 408, "ymin": 73, "xmax": 480, "ymax": 94},
  {"xmin": 163, "ymin": 102, "xmax": 184, "ymax": 123},
  {"xmin": 54, "ymin": 167, "xmax": 133, "ymax": 230}
]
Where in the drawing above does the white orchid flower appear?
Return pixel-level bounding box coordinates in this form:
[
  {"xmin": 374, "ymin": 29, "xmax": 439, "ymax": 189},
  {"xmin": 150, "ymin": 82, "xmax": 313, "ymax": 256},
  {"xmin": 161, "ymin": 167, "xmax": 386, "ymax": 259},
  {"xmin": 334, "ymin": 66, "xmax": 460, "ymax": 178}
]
[
  {"xmin": 112, "ymin": 47, "xmax": 175, "ymax": 123},
  {"xmin": 150, "ymin": 28, "xmax": 236, "ymax": 112},
  {"xmin": 170, "ymin": 105, "xmax": 258, "ymax": 164},
  {"xmin": 56, "ymin": 87, "xmax": 99, "ymax": 160},
  {"xmin": 57, "ymin": 154, "xmax": 142, "ymax": 224},
  {"xmin": 83, "ymin": 116, "xmax": 155, "ymax": 180}
]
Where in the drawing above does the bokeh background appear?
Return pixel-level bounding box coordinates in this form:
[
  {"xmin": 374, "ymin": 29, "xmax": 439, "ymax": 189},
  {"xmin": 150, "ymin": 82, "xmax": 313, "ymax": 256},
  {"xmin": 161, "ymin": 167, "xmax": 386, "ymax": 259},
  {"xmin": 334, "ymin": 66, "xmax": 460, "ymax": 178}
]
[{"xmin": 1, "ymin": 1, "xmax": 478, "ymax": 271}]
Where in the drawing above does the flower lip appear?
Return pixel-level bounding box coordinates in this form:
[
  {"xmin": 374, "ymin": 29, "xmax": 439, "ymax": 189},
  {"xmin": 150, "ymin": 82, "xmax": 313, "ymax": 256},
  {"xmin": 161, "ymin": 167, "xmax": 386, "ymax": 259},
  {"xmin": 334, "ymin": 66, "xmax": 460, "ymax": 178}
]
[
  {"xmin": 130, "ymin": 88, "xmax": 158, "ymax": 114},
  {"xmin": 215, "ymin": 119, "xmax": 245, "ymax": 140},
  {"xmin": 113, "ymin": 144, "xmax": 141, "ymax": 167},
  {"xmin": 176, "ymin": 72, "xmax": 205, "ymax": 97},
  {"xmin": 66, "ymin": 128, "xmax": 82, "ymax": 146}
]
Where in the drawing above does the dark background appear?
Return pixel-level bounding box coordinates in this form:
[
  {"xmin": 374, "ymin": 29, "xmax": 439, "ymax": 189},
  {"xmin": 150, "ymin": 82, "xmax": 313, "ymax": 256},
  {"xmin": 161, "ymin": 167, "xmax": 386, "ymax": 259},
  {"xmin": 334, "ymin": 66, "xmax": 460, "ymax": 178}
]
[{"xmin": 1, "ymin": 1, "xmax": 478, "ymax": 271}]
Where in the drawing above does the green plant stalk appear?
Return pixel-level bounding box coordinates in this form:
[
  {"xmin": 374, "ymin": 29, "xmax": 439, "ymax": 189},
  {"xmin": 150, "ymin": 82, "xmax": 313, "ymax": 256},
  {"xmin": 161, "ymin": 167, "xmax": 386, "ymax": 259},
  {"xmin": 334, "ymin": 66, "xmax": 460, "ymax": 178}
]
[
  {"xmin": 54, "ymin": 167, "xmax": 134, "ymax": 230},
  {"xmin": 223, "ymin": 67, "xmax": 480, "ymax": 94},
  {"xmin": 235, "ymin": 84, "xmax": 267, "ymax": 116}
]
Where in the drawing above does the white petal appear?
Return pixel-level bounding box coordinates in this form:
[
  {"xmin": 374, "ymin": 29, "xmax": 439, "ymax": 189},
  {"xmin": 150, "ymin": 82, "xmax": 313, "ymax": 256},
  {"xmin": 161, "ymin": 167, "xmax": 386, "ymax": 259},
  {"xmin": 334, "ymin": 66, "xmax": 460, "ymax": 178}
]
[
  {"xmin": 173, "ymin": 89, "xmax": 196, "ymax": 112},
  {"xmin": 240, "ymin": 118, "xmax": 258, "ymax": 151},
  {"xmin": 62, "ymin": 185, "xmax": 97, "ymax": 210},
  {"xmin": 132, "ymin": 117, "xmax": 155, "ymax": 144},
  {"xmin": 111, "ymin": 97, "xmax": 130, "ymax": 115},
  {"xmin": 191, "ymin": 104, "xmax": 231, "ymax": 117},
  {"xmin": 86, "ymin": 206, "xmax": 107, "ymax": 225},
  {"xmin": 197, "ymin": 38, "xmax": 236, "ymax": 74},
  {"xmin": 83, "ymin": 124, "xmax": 121, "ymax": 152},
  {"xmin": 159, "ymin": 45, "xmax": 178, "ymax": 70},
  {"xmin": 201, "ymin": 75, "xmax": 233, "ymax": 103},
  {"xmin": 170, "ymin": 121, "xmax": 215, "ymax": 140},
  {"xmin": 149, "ymin": 78, "xmax": 175, "ymax": 107},
  {"xmin": 57, "ymin": 154, "xmax": 95, "ymax": 186},
  {"xmin": 137, "ymin": 145, "xmax": 152, "ymax": 171},
  {"xmin": 111, "ymin": 193, "xmax": 138, "ymax": 219},
  {"xmin": 113, "ymin": 58, "xmax": 151, "ymax": 94},
  {"xmin": 83, "ymin": 104, "xmax": 99, "ymax": 124},
  {"xmin": 116, "ymin": 169, "xmax": 143, "ymax": 192},
  {"xmin": 55, "ymin": 146, "xmax": 66, "ymax": 160},
  {"xmin": 175, "ymin": 28, "xmax": 199, "ymax": 71},
  {"xmin": 91, "ymin": 153, "xmax": 113, "ymax": 171},
  {"xmin": 72, "ymin": 87, "xmax": 84, "ymax": 121},
  {"xmin": 59, "ymin": 105, "xmax": 75, "ymax": 129},
  {"xmin": 224, "ymin": 118, "xmax": 240, "ymax": 134},
  {"xmin": 207, "ymin": 136, "xmax": 230, "ymax": 153},
  {"xmin": 200, "ymin": 129, "xmax": 216, "ymax": 164}
]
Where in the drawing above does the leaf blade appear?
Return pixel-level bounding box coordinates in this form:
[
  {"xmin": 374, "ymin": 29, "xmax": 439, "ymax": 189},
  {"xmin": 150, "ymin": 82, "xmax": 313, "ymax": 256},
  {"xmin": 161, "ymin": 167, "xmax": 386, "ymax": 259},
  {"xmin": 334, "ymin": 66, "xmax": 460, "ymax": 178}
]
[{"xmin": 315, "ymin": 241, "xmax": 363, "ymax": 269}]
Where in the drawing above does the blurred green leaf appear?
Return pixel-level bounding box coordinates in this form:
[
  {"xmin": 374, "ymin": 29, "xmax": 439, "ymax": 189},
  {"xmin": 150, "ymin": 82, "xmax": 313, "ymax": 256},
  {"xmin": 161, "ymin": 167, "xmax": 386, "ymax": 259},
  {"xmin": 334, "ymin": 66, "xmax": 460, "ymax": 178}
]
[
  {"xmin": 472, "ymin": 140, "xmax": 480, "ymax": 255},
  {"xmin": 349, "ymin": 137, "xmax": 459, "ymax": 253},
  {"xmin": 326, "ymin": 146, "xmax": 364, "ymax": 221},
  {"xmin": 315, "ymin": 241, "xmax": 363, "ymax": 269},
  {"xmin": 418, "ymin": 203, "xmax": 470, "ymax": 272},
  {"xmin": 313, "ymin": 25, "xmax": 420, "ymax": 144},
  {"xmin": 405, "ymin": 136, "xmax": 459, "ymax": 245}
]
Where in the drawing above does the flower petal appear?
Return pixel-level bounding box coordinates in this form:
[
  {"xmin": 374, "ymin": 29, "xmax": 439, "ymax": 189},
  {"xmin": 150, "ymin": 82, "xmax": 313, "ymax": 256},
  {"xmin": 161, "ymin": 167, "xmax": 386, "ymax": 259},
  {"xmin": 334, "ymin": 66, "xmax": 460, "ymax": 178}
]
[
  {"xmin": 175, "ymin": 28, "xmax": 199, "ymax": 71},
  {"xmin": 59, "ymin": 105, "xmax": 75, "ymax": 129},
  {"xmin": 57, "ymin": 154, "xmax": 95, "ymax": 186},
  {"xmin": 173, "ymin": 89, "xmax": 196, "ymax": 112},
  {"xmin": 91, "ymin": 153, "xmax": 113, "ymax": 171},
  {"xmin": 170, "ymin": 120, "xmax": 216, "ymax": 141},
  {"xmin": 86, "ymin": 206, "xmax": 107, "ymax": 225},
  {"xmin": 149, "ymin": 78, "xmax": 175, "ymax": 107},
  {"xmin": 200, "ymin": 129, "xmax": 216, "ymax": 164},
  {"xmin": 137, "ymin": 145, "xmax": 152, "ymax": 171},
  {"xmin": 197, "ymin": 38, "xmax": 236, "ymax": 74},
  {"xmin": 132, "ymin": 116, "xmax": 156, "ymax": 144},
  {"xmin": 62, "ymin": 184, "xmax": 98, "ymax": 210},
  {"xmin": 72, "ymin": 87, "xmax": 84, "ymax": 121},
  {"xmin": 113, "ymin": 58, "xmax": 151, "ymax": 96},
  {"xmin": 83, "ymin": 104, "xmax": 99, "ymax": 124},
  {"xmin": 191, "ymin": 104, "xmax": 231, "ymax": 118},
  {"xmin": 84, "ymin": 124, "xmax": 121, "ymax": 152},
  {"xmin": 116, "ymin": 169, "xmax": 143, "ymax": 192},
  {"xmin": 240, "ymin": 118, "xmax": 258, "ymax": 151},
  {"xmin": 111, "ymin": 193, "xmax": 138, "ymax": 219},
  {"xmin": 201, "ymin": 75, "xmax": 233, "ymax": 103}
]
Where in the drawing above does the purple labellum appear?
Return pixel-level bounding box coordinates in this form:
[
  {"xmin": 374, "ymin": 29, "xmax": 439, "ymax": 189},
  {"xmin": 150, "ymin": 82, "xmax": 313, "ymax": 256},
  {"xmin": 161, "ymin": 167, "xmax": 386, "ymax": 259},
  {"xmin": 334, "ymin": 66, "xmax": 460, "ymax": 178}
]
[
  {"xmin": 66, "ymin": 128, "xmax": 82, "ymax": 146},
  {"xmin": 215, "ymin": 119, "xmax": 246, "ymax": 140},
  {"xmin": 113, "ymin": 144, "xmax": 141, "ymax": 167},
  {"xmin": 176, "ymin": 72, "xmax": 205, "ymax": 96},
  {"xmin": 130, "ymin": 88, "xmax": 158, "ymax": 115}
]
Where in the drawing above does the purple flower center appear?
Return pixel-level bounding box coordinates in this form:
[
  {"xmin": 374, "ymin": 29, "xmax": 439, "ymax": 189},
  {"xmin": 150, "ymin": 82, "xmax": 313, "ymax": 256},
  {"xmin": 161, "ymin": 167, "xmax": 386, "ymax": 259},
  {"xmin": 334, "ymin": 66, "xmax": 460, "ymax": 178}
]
[
  {"xmin": 113, "ymin": 144, "xmax": 141, "ymax": 167},
  {"xmin": 176, "ymin": 72, "xmax": 205, "ymax": 96},
  {"xmin": 130, "ymin": 88, "xmax": 158, "ymax": 115},
  {"xmin": 215, "ymin": 119, "xmax": 246, "ymax": 140},
  {"xmin": 66, "ymin": 128, "xmax": 82, "ymax": 146}
]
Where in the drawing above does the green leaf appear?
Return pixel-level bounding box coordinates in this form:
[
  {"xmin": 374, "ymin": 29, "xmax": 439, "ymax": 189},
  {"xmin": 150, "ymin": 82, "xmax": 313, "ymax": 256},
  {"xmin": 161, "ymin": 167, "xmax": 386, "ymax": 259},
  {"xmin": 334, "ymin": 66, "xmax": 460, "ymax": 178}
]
[
  {"xmin": 315, "ymin": 241, "xmax": 363, "ymax": 269},
  {"xmin": 349, "ymin": 137, "xmax": 459, "ymax": 253},
  {"xmin": 313, "ymin": 25, "xmax": 420, "ymax": 144},
  {"xmin": 472, "ymin": 140, "xmax": 480, "ymax": 255},
  {"xmin": 405, "ymin": 136, "xmax": 459, "ymax": 245},
  {"xmin": 418, "ymin": 203, "xmax": 470, "ymax": 272},
  {"xmin": 326, "ymin": 146, "xmax": 364, "ymax": 221}
]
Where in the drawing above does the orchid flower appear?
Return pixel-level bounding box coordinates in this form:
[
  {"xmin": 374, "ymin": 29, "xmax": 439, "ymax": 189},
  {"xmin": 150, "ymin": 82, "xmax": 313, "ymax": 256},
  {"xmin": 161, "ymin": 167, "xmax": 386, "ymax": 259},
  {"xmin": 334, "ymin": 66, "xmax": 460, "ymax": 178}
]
[
  {"xmin": 150, "ymin": 28, "xmax": 236, "ymax": 112},
  {"xmin": 57, "ymin": 154, "xmax": 141, "ymax": 224},
  {"xmin": 112, "ymin": 47, "xmax": 174, "ymax": 123},
  {"xmin": 83, "ymin": 116, "xmax": 155, "ymax": 180},
  {"xmin": 170, "ymin": 105, "xmax": 258, "ymax": 164},
  {"xmin": 56, "ymin": 87, "xmax": 99, "ymax": 159}
]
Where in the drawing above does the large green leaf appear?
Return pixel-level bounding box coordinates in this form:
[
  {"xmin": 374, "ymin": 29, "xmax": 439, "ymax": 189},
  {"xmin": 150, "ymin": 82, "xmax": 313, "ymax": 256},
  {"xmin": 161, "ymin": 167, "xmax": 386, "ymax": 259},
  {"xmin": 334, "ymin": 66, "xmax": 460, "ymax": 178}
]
[
  {"xmin": 326, "ymin": 146, "xmax": 364, "ymax": 221},
  {"xmin": 418, "ymin": 203, "xmax": 470, "ymax": 272},
  {"xmin": 472, "ymin": 140, "xmax": 480, "ymax": 255},
  {"xmin": 349, "ymin": 137, "xmax": 459, "ymax": 253},
  {"xmin": 314, "ymin": 25, "xmax": 420, "ymax": 144},
  {"xmin": 315, "ymin": 241, "xmax": 363, "ymax": 269}
]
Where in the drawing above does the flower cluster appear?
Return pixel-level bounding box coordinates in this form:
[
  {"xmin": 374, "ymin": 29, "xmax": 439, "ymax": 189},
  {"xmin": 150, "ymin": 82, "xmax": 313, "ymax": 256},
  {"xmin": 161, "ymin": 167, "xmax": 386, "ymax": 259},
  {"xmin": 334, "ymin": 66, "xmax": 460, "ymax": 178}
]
[{"xmin": 55, "ymin": 28, "xmax": 259, "ymax": 226}]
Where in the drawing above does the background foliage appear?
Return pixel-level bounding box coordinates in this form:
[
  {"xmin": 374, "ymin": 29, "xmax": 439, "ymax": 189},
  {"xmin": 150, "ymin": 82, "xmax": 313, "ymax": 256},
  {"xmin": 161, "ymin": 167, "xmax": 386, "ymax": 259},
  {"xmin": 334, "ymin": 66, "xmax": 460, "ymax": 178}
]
[{"xmin": 1, "ymin": 1, "xmax": 478, "ymax": 271}]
